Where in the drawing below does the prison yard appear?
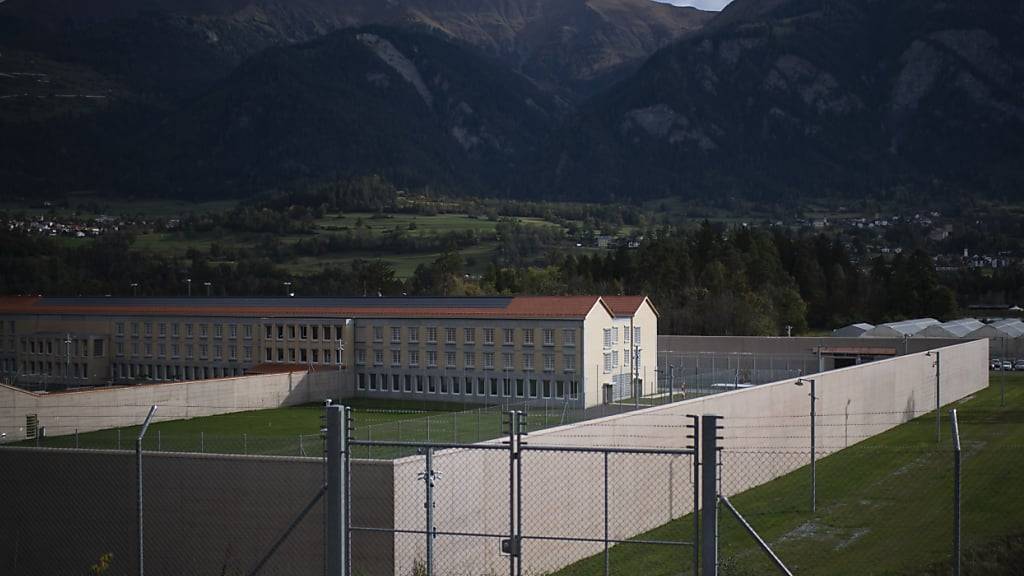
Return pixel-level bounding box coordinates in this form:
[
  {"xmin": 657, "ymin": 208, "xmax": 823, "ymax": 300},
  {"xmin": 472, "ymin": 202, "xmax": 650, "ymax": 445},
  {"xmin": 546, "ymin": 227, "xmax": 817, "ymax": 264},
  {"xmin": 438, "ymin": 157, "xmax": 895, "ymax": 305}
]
[
  {"xmin": 15, "ymin": 396, "xmax": 646, "ymax": 458},
  {"xmin": 555, "ymin": 372, "xmax": 1024, "ymax": 576}
]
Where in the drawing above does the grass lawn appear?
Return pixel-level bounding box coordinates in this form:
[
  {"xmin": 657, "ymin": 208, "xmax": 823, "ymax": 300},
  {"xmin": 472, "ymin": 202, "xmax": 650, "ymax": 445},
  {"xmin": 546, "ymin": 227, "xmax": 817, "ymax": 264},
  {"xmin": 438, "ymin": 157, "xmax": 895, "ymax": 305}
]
[{"xmin": 553, "ymin": 372, "xmax": 1024, "ymax": 576}]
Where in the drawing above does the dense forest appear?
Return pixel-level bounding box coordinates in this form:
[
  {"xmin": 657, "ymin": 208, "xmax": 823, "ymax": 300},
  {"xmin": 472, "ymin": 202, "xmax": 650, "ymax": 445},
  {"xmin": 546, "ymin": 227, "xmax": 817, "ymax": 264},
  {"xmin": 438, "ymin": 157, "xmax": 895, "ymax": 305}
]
[{"xmin": 4, "ymin": 220, "xmax": 1013, "ymax": 336}]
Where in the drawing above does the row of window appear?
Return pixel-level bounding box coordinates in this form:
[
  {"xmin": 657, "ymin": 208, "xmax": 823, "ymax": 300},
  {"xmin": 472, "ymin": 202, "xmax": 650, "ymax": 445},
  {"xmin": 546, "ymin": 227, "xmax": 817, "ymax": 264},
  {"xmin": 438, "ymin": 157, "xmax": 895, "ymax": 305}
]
[
  {"xmin": 19, "ymin": 338, "xmax": 104, "ymax": 358},
  {"xmin": 116, "ymin": 341, "xmax": 254, "ymax": 362},
  {"xmin": 113, "ymin": 363, "xmax": 245, "ymax": 381},
  {"xmin": 602, "ymin": 349, "xmax": 636, "ymax": 373},
  {"xmin": 12, "ymin": 360, "xmax": 89, "ymax": 379},
  {"xmin": 604, "ymin": 327, "xmax": 642, "ymax": 349},
  {"xmin": 353, "ymin": 349, "xmax": 576, "ymax": 372},
  {"xmin": 356, "ymin": 372, "xmax": 580, "ymax": 400},
  {"xmin": 116, "ymin": 321, "xmax": 255, "ymax": 340},
  {"xmin": 365, "ymin": 326, "xmax": 575, "ymax": 347},
  {"xmin": 264, "ymin": 346, "xmax": 342, "ymax": 364},
  {"xmin": 264, "ymin": 324, "xmax": 345, "ymax": 341}
]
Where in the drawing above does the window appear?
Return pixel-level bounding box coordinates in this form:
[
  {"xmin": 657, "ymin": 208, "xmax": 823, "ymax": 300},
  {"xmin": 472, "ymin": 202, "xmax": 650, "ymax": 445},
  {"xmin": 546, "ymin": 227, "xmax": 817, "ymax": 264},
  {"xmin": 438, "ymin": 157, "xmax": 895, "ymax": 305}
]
[
  {"xmin": 311, "ymin": 349, "xmax": 318, "ymax": 363},
  {"xmin": 374, "ymin": 350, "xmax": 384, "ymax": 366},
  {"xmin": 244, "ymin": 346, "xmax": 252, "ymax": 361},
  {"xmin": 277, "ymin": 348, "xmax": 284, "ymax": 362},
  {"xmin": 426, "ymin": 327, "xmax": 437, "ymax": 343},
  {"xmin": 409, "ymin": 350, "xmax": 420, "ymax": 367},
  {"xmin": 391, "ymin": 350, "xmax": 401, "ymax": 367},
  {"xmin": 543, "ymin": 380, "xmax": 551, "ymax": 398},
  {"xmin": 288, "ymin": 325, "xmax": 296, "ymax": 339},
  {"xmin": 543, "ymin": 329, "xmax": 555, "ymax": 346},
  {"xmin": 266, "ymin": 325, "xmax": 273, "ymax": 339},
  {"xmin": 624, "ymin": 349, "xmax": 630, "ymax": 368},
  {"xmin": 144, "ymin": 342, "xmax": 152, "ymax": 357},
  {"xmin": 116, "ymin": 342, "xmax": 125, "ymax": 356},
  {"xmin": 523, "ymin": 329, "xmax": 534, "ymax": 346},
  {"xmin": 408, "ymin": 327, "xmax": 419, "ymax": 343},
  {"xmin": 214, "ymin": 344, "xmax": 223, "ymax": 360},
  {"xmin": 612, "ymin": 327, "xmax": 619, "ymax": 345},
  {"xmin": 427, "ymin": 350, "xmax": 437, "ymax": 367},
  {"xmin": 200, "ymin": 343, "xmax": 209, "ymax": 358},
  {"xmin": 503, "ymin": 377, "xmax": 511, "ymax": 397},
  {"xmin": 215, "ymin": 324, "xmax": 223, "ymax": 339},
  {"xmin": 603, "ymin": 353, "xmax": 612, "ymax": 373},
  {"xmin": 391, "ymin": 327, "xmax": 401, "ymax": 343},
  {"xmin": 324, "ymin": 349, "xmax": 333, "ymax": 364},
  {"xmin": 564, "ymin": 329, "xmax": 575, "ymax": 346},
  {"xmin": 132, "ymin": 322, "xmax": 140, "ymax": 337},
  {"xmin": 416, "ymin": 375, "xmax": 424, "ymax": 393},
  {"xmin": 186, "ymin": 344, "xmax": 194, "ymax": 358},
  {"xmin": 244, "ymin": 325, "xmax": 252, "ymax": 339},
  {"xmin": 446, "ymin": 351, "xmax": 456, "ymax": 369},
  {"xmin": 503, "ymin": 328, "xmax": 514, "ymax": 345},
  {"xmin": 441, "ymin": 376, "xmax": 449, "ymax": 394},
  {"xmin": 288, "ymin": 348, "xmax": 296, "ymax": 362},
  {"xmin": 503, "ymin": 352, "xmax": 514, "ymax": 369},
  {"xmin": 277, "ymin": 325, "xmax": 284, "ymax": 339},
  {"xmin": 229, "ymin": 346, "xmax": 237, "ymax": 360},
  {"xmin": 335, "ymin": 326, "xmax": 344, "ymax": 340},
  {"xmin": 464, "ymin": 328, "xmax": 475, "ymax": 344},
  {"xmin": 516, "ymin": 378, "xmax": 524, "ymax": 397},
  {"xmin": 369, "ymin": 374, "xmax": 377, "ymax": 390},
  {"xmin": 453, "ymin": 376, "xmax": 461, "ymax": 394},
  {"xmin": 358, "ymin": 373, "xmax": 366, "ymax": 390},
  {"xmin": 116, "ymin": 322, "xmax": 125, "ymax": 336},
  {"xmin": 200, "ymin": 324, "xmax": 208, "ymax": 338},
  {"xmin": 266, "ymin": 348, "xmax": 273, "ymax": 361},
  {"xmin": 612, "ymin": 350, "xmax": 619, "ymax": 368},
  {"xmin": 173, "ymin": 323, "xmax": 180, "ymax": 337},
  {"xmin": 544, "ymin": 354, "xmax": 555, "ymax": 372},
  {"xmin": 556, "ymin": 380, "xmax": 564, "ymax": 398},
  {"xmin": 523, "ymin": 354, "xmax": 534, "ymax": 371},
  {"xmin": 145, "ymin": 322, "xmax": 153, "ymax": 336},
  {"xmin": 229, "ymin": 324, "xmax": 237, "ymax": 339},
  {"xmin": 312, "ymin": 325, "xmax": 319, "ymax": 340},
  {"xmin": 392, "ymin": 374, "xmax": 401, "ymax": 391},
  {"xmin": 634, "ymin": 327, "xmax": 642, "ymax": 346},
  {"xmin": 529, "ymin": 379, "xmax": 538, "ymax": 398},
  {"xmin": 428, "ymin": 376, "xmax": 436, "ymax": 393},
  {"xmin": 564, "ymin": 355, "xmax": 576, "ymax": 372},
  {"xmin": 404, "ymin": 375, "xmax": 412, "ymax": 392},
  {"xmin": 490, "ymin": 378, "xmax": 499, "ymax": 396},
  {"xmin": 158, "ymin": 343, "xmax": 166, "ymax": 357},
  {"xmin": 446, "ymin": 327, "xmax": 456, "ymax": 344},
  {"xmin": 477, "ymin": 378, "xmax": 486, "ymax": 395},
  {"xmin": 603, "ymin": 329, "xmax": 612, "ymax": 348},
  {"xmin": 356, "ymin": 350, "xmax": 366, "ymax": 365},
  {"xmin": 464, "ymin": 351, "xmax": 475, "ymax": 368},
  {"xmin": 158, "ymin": 323, "xmax": 167, "ymax": 337},
  {"xmin": 484, "ymin": 328, "xmax": 495, "ymax": 345},
  {"xmin": 373, "ymin": 326, "xmax": 383, "ymax": 342},
  {"xmin": 624, "ymin": 327, "xmax": 631, "ymax": 343},
  {"xmin": 299, "ymin": 348, "xmax": 307, "ymax": 363},
  {"xmin": 483, "ymin": 352, "xmax": 494, "ymax": 369}
]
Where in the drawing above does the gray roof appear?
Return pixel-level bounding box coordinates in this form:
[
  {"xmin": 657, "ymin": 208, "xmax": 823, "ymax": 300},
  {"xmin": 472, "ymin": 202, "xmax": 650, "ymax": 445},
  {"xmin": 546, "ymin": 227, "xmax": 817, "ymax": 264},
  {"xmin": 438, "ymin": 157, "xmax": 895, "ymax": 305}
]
[
  {"xmin": 833, "ymin": 323, "xmax": 874, "ymax": 337},
  {"xmin": 938, "ymin": 318, "xmax": 986, "ymax": 337},
  {"xmin": 862, "ymin": 318, "xmax": 940, "ymax": 337},
  {"xmin": 990, "ymin": 318, "xmax": 1024, "ymax": 338}
]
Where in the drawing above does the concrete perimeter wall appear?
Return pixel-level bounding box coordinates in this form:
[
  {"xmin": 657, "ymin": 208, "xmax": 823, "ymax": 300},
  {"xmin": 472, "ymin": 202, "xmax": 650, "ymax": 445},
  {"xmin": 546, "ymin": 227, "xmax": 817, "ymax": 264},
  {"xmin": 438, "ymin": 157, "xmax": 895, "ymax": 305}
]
[
  {"xmin": 389, "ymin": 339, "xmax": 989, "ymax": 575},
  {"xmin": 0, "ymin": 448, "xmax": 390, "ymax": 576},
  {"xmin": 0, "ymin": 370, "xmax": 347, "ymax": 442}
]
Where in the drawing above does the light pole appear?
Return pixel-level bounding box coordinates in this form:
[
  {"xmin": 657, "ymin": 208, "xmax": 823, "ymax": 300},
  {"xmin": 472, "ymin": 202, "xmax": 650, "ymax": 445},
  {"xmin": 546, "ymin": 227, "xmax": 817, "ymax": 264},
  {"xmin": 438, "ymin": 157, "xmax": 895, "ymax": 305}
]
[
  {"xmin": 204, "ymin": 281, "xmax": 212, "ymax": 296},
  {"xmin": 926, "ymin": 350, "xmax": 940, "ymax": 443},
  {"xmin": 131, "ymin": 282, "xmax": 139, "ymax": 297},
  {"xmin": 284, "ymin": 281, "xmax": 292, "ymax": 297},
  {"xmin": 64, "ymin": 333, "xmax": 72, "ymax": 386},
  {"xmin": 795, "ymin": 377, "xmax": 817, "ymax": 513},
  {"xmin": 185, "ymin": 278, "xmax": 191, "ymax": 297}
]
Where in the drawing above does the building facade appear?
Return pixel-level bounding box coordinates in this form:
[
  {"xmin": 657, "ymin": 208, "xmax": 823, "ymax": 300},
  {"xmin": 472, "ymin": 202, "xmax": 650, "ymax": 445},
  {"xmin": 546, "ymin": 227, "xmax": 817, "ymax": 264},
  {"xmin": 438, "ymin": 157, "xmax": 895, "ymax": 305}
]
[{"xmin": 0, "ymin": 296, "xmax": 658, "ymax": 408}]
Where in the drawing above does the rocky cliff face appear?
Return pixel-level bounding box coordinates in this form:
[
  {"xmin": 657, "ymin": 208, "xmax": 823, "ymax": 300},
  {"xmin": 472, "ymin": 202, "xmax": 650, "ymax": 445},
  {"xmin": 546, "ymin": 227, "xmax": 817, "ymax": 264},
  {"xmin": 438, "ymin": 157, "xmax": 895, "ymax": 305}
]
[{"xmin": 540, "ymin": 0, "xmax": 1024, "ymax": 200}]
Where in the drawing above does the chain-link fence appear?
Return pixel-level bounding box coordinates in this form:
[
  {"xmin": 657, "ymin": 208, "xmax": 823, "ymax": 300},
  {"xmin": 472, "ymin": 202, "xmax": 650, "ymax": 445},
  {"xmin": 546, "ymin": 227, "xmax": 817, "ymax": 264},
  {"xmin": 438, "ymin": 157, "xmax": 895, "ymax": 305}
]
[{"xmin": 658, "ymin": 352, "xmax": 813, "ymax": 400}]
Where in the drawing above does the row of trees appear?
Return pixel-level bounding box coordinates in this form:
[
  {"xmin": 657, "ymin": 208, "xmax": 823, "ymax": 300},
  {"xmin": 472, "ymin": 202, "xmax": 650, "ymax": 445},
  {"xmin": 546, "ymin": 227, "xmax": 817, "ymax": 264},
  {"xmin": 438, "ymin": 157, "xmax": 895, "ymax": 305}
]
[{"xmin": 0, "ymin": 223, "xmax": 981, "ymax": 335}]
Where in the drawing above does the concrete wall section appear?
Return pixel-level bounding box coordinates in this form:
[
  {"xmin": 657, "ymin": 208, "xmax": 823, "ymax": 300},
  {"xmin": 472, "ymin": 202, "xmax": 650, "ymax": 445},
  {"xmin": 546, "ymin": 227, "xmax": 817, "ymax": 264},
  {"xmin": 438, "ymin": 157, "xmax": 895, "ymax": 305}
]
[
  {"xmin": 0, "ymin": 369, "xmax": 347, "ymax": 442},
  {"xmin": 389, "ymin": 339, "xmax": 988, "ymax": 575}
]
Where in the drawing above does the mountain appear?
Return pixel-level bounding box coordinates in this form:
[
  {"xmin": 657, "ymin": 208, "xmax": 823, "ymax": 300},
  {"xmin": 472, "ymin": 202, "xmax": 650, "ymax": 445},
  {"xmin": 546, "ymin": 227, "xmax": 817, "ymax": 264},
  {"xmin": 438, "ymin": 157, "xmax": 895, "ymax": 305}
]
[
  {"xmin": 124, "ymin": 26, "xmax": 559, "ymax": 197},
  {"xmin": 0, "ymin": 0, "xmax": 712, "ymax": 99},
  {"xmin": 540, "ymin": 0, "xmax": 1024, "ymax": 201}
]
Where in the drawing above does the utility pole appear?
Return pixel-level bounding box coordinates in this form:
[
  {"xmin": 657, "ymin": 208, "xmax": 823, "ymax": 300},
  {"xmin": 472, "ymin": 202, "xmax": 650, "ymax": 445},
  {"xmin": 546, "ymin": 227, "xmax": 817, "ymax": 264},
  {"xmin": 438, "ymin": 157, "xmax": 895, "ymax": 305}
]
[
  {"xmin": 186, "ymin": 277, "xmax": 191, "ymax": 297},
  {"xmin": 204, "ymin": 281, "xmax": 212, "ymax": 296},
  {"xmin": 131, "ymin": 282, "xmax": 139, "ymax": 297},
  {"xmin": 137, "ymin": 405, "xmax": 158, "ymax": 576},
  {"xmin": 64, "ymin": 333, "xmax": 71, "ymax": 385},
  {"xmin": 795, "ymin": 378, "xmax": 817, "ymax": 512},
  {"xmin": 928, "ymin": 350, "xmax": 941, "ymax": 443}
]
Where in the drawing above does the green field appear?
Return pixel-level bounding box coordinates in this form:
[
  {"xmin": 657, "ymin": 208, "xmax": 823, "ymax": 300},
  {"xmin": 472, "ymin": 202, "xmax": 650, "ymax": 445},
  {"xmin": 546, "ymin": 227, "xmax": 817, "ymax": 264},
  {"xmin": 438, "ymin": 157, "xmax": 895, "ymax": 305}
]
[{"xmin": 555, "ymin": 372, "xmax": 1024, "ymax": 576}]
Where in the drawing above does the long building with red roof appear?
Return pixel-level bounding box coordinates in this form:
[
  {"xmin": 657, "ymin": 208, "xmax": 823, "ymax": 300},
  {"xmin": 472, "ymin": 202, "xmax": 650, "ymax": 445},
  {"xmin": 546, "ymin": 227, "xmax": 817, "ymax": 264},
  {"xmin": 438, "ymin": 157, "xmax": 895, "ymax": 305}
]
[{"xmin": 0, "ymin": 295, "xmax": 658, "ymax": 407}]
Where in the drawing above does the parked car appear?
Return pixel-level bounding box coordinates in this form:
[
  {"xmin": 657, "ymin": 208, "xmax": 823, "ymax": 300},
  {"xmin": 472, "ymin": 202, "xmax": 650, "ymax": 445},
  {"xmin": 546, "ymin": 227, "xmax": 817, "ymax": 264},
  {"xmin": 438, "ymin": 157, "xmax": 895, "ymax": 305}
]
[
  {"xmin": 1003, "ymin": 360, "xmax": 1014, "ymax": 371},
  {"xmin": 992, "ymin": 359, "xmax": 1002, "ymax": 371},
  {"xmin": 1015, "ymin": 360, "xmax": 1024, "ymax": 371}
]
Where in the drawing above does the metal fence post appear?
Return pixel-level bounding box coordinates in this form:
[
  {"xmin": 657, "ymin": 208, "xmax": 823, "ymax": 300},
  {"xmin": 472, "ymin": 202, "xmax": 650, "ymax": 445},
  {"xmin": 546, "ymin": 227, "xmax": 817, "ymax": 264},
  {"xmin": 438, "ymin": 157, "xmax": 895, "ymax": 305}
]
[
  {"xmin": 242, "ymin": 433, "xmax": 247, "ymax": 455},
  {"xmin": 603, "ymin": 450, "xmax": 610, "ymax": 576},
  {"xmin": 137, "ymin": 405, "xmax": 158, "ymax": 576},
  {"xmin": 951, "ymin": 408, "xmax": 961, "ymax": 576},
  {"xmin": 200, "ymin": 431, "xmax": 205, "ymax": 453},
  {"xmin": 702, "ymin": 415, "xmax": 721, "ymax": 576},
  {"xmin": 75, "ymin": 428, "xmax": 79, "ymax": 449},
  {"xmin": 424, "ymin": 448, "xmax": 436, "ymax": 576},
  {"xmin": 686, "ymin": 415, "xmax": 700, "ymax": 576},
  {"xmin": 326, "ymin": 405, "xmax": 346, "ymax": 576}
]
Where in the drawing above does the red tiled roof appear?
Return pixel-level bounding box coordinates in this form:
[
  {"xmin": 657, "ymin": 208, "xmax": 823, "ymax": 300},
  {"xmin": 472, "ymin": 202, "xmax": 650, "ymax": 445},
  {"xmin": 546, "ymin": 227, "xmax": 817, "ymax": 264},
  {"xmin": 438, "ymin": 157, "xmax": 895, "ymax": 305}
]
[
  {"xmin": 602, "ymin": 296, "xmax": 658, "ymax": 317},
  {"xmin": 0, "ymin": 295, "xmax": 632, "ymax": 320}
]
